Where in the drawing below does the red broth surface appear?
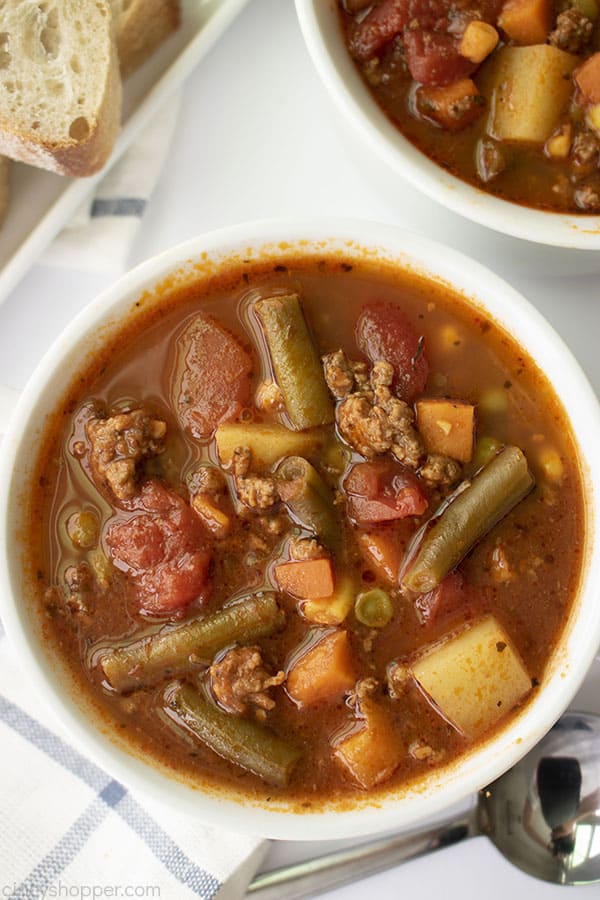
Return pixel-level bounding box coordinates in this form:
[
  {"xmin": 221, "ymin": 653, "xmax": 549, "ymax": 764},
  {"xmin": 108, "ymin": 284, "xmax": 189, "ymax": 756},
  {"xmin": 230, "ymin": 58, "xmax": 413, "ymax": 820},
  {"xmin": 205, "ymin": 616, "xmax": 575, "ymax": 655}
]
[
  {"xmin": 339, "ymin": 1, "xmax": 600, "ymax": 213},
  {"xmin": 25, "ymin": 254, "xmax": 584, "ymax": 806}
]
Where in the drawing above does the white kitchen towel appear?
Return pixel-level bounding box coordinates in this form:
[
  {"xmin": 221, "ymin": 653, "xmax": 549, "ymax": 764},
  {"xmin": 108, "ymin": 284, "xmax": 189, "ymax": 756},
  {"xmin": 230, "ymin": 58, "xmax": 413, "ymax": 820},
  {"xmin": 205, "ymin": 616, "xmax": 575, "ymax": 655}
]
[
  {"xmin": 40, "ymin": 96, "xmax": 181, "ymax": 275},
  {"xmin": 0, "ymin": 616, "xmax": 268, "ymax": 900}
]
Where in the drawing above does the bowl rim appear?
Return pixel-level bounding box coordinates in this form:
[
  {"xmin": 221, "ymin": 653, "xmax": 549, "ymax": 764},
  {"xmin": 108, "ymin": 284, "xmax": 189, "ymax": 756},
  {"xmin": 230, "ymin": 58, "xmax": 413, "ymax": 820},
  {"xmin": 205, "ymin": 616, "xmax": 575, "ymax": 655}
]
[
  {"xmin": 1, "ymin": 217, "xmax": 600, "ymax": 840},
  {"xmin": 295, "ymin": 0, "xmax": 600, "ymax": 251}
]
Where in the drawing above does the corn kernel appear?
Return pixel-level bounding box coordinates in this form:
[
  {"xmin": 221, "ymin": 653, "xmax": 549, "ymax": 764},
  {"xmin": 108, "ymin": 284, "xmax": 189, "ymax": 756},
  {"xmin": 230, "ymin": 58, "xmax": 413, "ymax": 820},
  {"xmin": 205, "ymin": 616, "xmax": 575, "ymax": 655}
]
[
  {"xmin": 545, "ymin": 124, "xmax": 572, "ymax": 159},
  {"xmin": 539, "ymin": 448, "xmax": 564, "ymax": 482},
  {"xmin": 66, "ymin": 510, "xmax": 99, "ymax": 550},
  {"xmin": 479, "ymin": 387, "xmax": 508, "ymax": 414},
  {"xmin": 439, "ymin": 324, "xmax": 463, "ymax": 349},
  {"xmin": 460, "ymin": 21, "xmax": 499, "ymax": 64},
  {"xmin": 586, "ymin": 104, "xmax": 600, "ymax": 134}
]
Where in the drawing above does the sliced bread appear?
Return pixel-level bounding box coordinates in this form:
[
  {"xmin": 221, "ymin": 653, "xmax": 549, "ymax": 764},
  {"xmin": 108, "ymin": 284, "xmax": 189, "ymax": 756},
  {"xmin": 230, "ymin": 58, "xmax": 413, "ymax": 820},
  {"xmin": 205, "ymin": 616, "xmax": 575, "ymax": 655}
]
[
  {"xmin": 113, "ymin": 0, "xmax": 181, "ymax": 77},
  {"xmin": 0, "ymin": 156, "xmax": 8, "ymax": 225},
  {"xmin": 0, "ymin": 0, "xmax": 122, "ymax": 176}
]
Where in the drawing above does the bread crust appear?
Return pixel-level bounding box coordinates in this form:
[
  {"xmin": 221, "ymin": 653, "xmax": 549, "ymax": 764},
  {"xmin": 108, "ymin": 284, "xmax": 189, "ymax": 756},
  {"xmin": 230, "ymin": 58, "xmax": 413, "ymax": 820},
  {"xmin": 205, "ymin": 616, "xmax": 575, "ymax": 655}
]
[
  {"xmin": 117, "ymin": 0, "xmax": 181, "ymax": 78},
  {"xmin": 0, "ymin": 157, "xmax": 9, "ymax": 226}
]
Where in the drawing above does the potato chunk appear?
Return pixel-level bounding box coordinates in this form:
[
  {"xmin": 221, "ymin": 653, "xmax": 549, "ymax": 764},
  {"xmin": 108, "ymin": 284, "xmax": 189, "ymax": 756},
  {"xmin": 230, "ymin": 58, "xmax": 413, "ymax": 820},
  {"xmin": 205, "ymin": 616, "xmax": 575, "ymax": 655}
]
[
  {"xmin": 415, "ymin": 398, "xmax": 475, "ymax": 462},
  {"xmin": 411, "ymin": 616, "xmax": 531, "ymax": 737},
  {"xmin": 303, "ymin": 573, "xmax": 355, "ymax": 625},
  {"xmin": 487, "ymin": 45, "xmax": 577, "ymax": 144},
  {"xmin": 215, "ymin": 422, "xmax": 324, "ymax": 468}
]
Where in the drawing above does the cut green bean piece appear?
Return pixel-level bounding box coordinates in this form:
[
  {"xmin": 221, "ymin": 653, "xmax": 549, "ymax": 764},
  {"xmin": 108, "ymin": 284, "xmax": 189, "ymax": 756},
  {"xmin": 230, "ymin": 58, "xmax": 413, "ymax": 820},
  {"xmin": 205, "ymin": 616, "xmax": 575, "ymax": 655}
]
[
  {"xmin": 255, "ymin": 294, "xmax": 334, "ymax": 430},
  {"xmin": 165, "ymin": 683, "xmax": 301, "ymax": 787},
  {"xmin": 277, "ymin": 456, "xmax": 339, "ymax": 549},
  {"xmin": 355, "ymin": 588, "xmax": 394, "ymax": 628},
  {"xmin": 100, "ymin": 592, "xmax": 284, "ymax": 692},
  {"xmin": 402, "ymin": 446, "xmax": 534, "ymax": 593}
]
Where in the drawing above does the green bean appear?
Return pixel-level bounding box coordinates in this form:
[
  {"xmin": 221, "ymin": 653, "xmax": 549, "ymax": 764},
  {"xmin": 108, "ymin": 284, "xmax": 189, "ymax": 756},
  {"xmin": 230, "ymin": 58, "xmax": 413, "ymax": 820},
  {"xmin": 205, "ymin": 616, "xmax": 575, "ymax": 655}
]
[
  {"xmin": 164, "ymin": 683, "xmax": 301, "ymax": 787},
  {"xmin": 402, "ymin": 446, "xmax": 535, "ymax": 593},
  {"xmin": 255, "ymin": 294, "xmax": 334, "ymax": 430},
  {"xmin": 100, "ymin": 592, "xmax": 284, "ymax": 692},
  {"xmin": 277, "ymin": 456, "xmax": 340, "ymax": 549},
  {"xmin": 355, "ymin": 588, "xmax": 394, "ymax": 628}
]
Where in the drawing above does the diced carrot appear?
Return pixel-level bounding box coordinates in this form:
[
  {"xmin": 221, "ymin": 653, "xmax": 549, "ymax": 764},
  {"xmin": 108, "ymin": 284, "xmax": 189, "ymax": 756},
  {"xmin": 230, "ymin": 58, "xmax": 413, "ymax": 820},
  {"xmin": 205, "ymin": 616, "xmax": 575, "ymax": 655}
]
[
  {"xmin": 275, "ymin": 558, "xmax": 335, "ymax": 600},
  {"xmin": 334, "ymin": 699, "xmax": 403, "ymax": 789},
  {"xmin": 498, "ymin": 0, "xmax": 553, "ymax": 45},
  {"xmin": 415, "ymin": 79, "xmax": 484, "ymax": 132},
  {"xmin": 286, "ymin": 630, "xmax": 355, "ymax": 707},
  {"xmin": 358, "ymin": 531, "xmax": 403, "ymax": 585},
  {"xmin": 191, "ymin": 494, "xmax": 230, "ymax": 539},
  {"xmin": 415, "ymin": 398, "xmax": 475, "ymax": 462},
  {"xmin": 575, "ymin": 52, "xmax": 600, "ymax": 105}
]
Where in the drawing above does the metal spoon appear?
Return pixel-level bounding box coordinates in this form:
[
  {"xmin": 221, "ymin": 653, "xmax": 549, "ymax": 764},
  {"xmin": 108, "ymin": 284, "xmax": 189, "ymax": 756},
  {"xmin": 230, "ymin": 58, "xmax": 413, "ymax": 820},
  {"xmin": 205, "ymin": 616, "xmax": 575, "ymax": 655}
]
[{"xmin": 247, "ymin": 711, "xmax": 600, "ymax": 898}]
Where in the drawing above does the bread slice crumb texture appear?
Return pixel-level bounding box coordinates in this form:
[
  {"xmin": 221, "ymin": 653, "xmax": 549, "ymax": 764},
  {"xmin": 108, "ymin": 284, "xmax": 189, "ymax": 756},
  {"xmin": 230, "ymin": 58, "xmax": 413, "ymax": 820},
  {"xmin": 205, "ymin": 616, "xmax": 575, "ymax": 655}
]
[{"xmin": 0, "ymin": 0, "xmax": 121, "ymax": 175}]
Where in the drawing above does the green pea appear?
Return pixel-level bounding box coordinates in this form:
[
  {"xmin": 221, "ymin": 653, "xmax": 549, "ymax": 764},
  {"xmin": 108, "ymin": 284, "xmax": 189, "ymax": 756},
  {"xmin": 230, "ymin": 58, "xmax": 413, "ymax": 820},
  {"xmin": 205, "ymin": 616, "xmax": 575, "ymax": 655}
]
[
  {"xmin": 573, "ymin": 0, "xmax": 598, "ymax": 21},
  {"xmin": 355, "ymin": 589, "xmax": 394, "ymax": 628},
  {"xmin": 473, "ymin": 436, "xmax": 502, "ymax": 469}
]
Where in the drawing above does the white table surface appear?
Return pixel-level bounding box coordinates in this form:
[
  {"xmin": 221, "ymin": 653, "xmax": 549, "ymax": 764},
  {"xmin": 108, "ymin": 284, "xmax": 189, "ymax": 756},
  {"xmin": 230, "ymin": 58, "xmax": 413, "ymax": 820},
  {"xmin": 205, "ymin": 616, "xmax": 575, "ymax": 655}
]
[{"xmin": 1, "ymin": 1, "xmax": 599, "ymax": 897}]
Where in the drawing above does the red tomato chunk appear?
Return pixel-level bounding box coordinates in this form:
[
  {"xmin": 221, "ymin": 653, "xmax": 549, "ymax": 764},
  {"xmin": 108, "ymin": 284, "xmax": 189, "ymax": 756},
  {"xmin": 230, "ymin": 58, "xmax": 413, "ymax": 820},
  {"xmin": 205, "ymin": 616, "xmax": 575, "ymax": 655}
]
[
  {"xmin": 356, "ymin": 303, "xmax": 428, "ymax": 401},
  {"xmin": 175, "ymin": 316, "xmax": 253, "ymax": 439},
  {"xmin": 344, "ymin": 459, "xmax": 428, "ymax": 525},
  {"xmin": 403, "ymin": 30, "xmax": 475, "ymax": 86},
  {"xmin": 106, "ymin": 480, "xmax": 212, "ymax": 616}
]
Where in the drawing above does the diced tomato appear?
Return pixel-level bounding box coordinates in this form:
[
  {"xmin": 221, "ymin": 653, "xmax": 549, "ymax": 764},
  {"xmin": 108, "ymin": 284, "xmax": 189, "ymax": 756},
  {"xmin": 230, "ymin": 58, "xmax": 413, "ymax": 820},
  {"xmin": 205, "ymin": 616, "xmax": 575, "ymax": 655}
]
[
  {"xmin": 355, "ymin": 303, "xmax": 428, "ymax": 401},
  {"xmin": 344, "ymin": 460, "xmax": 428, "ymax": 526},
  {"xmin": 349, "ymin": 0, "xmax": 447, "ymax": 61},
  {"xmin": 349, "ymin": 0, "xmax": 408, "ymax": 62},
  {"xmin": 175, "ymin": 316, "xmax": 253, "ymax": 439},
  {"xmin": 414, "ymin": 571, "xmax": 468, "ymax": 626},
  {"xmin": 106, "ymin": 480, "xmax": 212, "ymax": 617},
  {"xmin": 403, "ymin": 30, "xmax": 476, "ymax": 86}
]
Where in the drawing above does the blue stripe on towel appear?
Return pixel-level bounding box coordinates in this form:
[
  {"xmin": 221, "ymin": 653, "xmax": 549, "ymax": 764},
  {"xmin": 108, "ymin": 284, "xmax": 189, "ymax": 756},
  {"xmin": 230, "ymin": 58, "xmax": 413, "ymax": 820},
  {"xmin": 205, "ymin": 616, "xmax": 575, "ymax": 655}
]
[
  {"xmin": 0, "ymin": 693, "xmax": 106, "ymax": 791},
  {"xmin": 116, "ymin": 792, "xmax": 221, "ymax": 898},
  {"xmin": 91, "ymin": 198, "xmax": 147, "ymax": 217},
  {"xmin": 0, "ymin": 693, "xmax": 222, "ymax": 898},
  {"xmin": 10, "ymin": 796, "xmax": 111, "ymax": 900}
]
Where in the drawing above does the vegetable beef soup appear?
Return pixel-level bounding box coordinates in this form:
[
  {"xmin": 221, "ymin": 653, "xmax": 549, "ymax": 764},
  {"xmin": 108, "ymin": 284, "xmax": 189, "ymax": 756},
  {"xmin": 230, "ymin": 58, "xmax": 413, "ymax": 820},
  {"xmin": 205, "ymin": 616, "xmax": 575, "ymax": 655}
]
[
  {"xmin": 339, "ymin": 0, "xmax": 600, "ymax": 213},
  {"xmin": 28, "ymin": 254, "xmax": 584, "ymax": 805}
]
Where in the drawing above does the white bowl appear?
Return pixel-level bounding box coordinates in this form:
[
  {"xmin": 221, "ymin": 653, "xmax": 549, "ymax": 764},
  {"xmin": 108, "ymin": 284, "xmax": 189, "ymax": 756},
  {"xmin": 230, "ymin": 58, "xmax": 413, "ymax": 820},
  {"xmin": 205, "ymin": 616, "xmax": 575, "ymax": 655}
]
[
  {"xmin": 295, "ymin": 0, "xmax": 600, "ymax": 250},
  {"xmin": 1, "ymin": 219, "xmax": 600, "ymax": 840}
]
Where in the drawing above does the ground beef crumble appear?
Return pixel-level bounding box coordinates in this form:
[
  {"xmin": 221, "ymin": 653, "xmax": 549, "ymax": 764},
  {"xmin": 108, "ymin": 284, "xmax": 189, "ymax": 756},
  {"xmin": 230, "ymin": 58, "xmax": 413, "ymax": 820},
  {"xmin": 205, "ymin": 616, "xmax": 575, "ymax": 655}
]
[
  {"xmin": 86, "ymin": 409, "xmax": 166, "ymax": 502},
  {"xmin": 209, "ymin": 646, "xmax": 285, "ymax": 715}
]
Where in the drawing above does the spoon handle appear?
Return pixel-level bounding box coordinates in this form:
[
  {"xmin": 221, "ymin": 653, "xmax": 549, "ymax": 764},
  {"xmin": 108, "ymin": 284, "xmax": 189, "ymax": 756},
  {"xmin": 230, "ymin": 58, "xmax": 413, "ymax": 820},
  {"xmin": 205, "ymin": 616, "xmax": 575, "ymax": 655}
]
[{"xmin": 247, "ymin": 809, "xmax": 477, "ymax": 899}]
